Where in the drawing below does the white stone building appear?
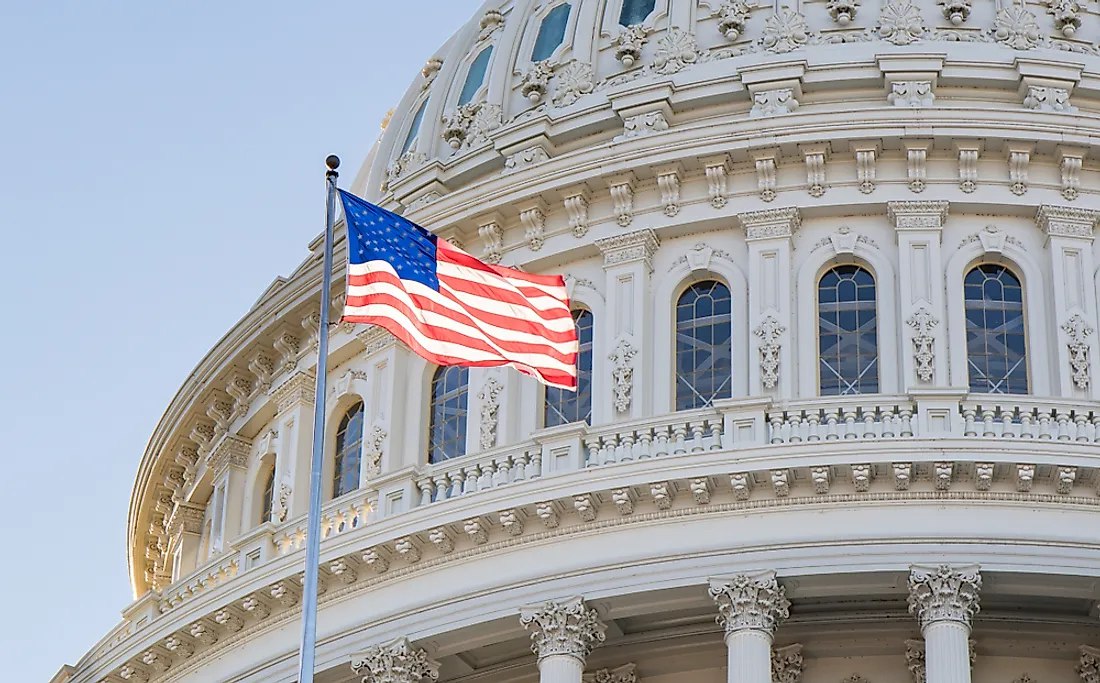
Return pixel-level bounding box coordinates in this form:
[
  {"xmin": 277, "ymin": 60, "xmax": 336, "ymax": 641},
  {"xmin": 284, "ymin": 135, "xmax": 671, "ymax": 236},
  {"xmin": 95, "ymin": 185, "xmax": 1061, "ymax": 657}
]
[{"xmin": 57, "ymin": 1, "xmax": 1100, "ymax": 682}]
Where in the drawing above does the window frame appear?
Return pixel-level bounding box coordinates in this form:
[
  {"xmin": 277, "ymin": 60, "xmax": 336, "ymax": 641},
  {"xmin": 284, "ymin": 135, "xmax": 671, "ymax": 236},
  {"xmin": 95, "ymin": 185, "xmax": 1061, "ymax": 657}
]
[
  {"xmin": 815, "ymin": 263, "xmax": 881, "ymax": 396},
  {"xmin": 332, "ymin": 401, "xmax": 365, "ymax": 500},
  {"xmin": 544, "ymin": 308, "xmax": 595, "ymax": 428},
  {"xmin": 456, "ymin": 45, "xmax": 494, "ymax": 107},
  {"xmin": 673, "ymin": 278, "xmax": 735, "ymax": 411},
  {"xmin": 427, "ymin": 366, "xmax": 470, "ymax": 464},
  {"xmin": 962, "ymin": 261, "xmax": 1031, "ymax": 395}
]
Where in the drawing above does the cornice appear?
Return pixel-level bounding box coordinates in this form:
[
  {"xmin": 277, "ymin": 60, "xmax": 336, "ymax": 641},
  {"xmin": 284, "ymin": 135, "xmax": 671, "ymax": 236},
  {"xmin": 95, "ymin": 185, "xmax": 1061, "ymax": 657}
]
[
  {"xmin": 1036, "ymin": 204, "xmax": 1099, "ymax": 239},
  {"xmin": 739, "ymin": 207, "xmax": 801, "ymax": 241}
]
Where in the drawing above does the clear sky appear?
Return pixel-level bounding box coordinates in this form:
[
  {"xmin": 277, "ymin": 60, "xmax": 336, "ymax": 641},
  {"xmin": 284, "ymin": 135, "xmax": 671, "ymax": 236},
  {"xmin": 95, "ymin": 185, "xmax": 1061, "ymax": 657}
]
[{"xmin": 0, "ymin": 2, "xmax": 483, "ymax": 679}]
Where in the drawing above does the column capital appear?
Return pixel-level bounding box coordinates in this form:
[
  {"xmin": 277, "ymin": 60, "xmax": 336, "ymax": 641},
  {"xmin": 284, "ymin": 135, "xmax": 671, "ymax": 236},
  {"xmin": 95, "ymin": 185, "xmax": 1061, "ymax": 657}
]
[
  {"xmin": 520, "ymin": 596, "xmax": 607, "ymax": 663},
  {"xmin": 738, "ymin": 207, "xmax": 801, "ymax": 241},
  {"xmin": 1079, "ymin": 645, "xmax": 1100, "ymax": 683},
  {"xmin": 888, "ymin": 201, "xmax": 949, "ymax": 230},
  {"xmin": 708, "ymin": 570, "xmax": 791, "ymax": 636},
  {"xmin": 357, "ymin": 326, "xmax": 398, "ymax": 357},
  {"xmin": 350, "ymin": 637, "xmax": 440, "ymax": 683},
  {"xmin": 271, "ymin": 370, "xmax": 317, "ymax": 414},
  {"xmin": 595, "ymin": 229, "xmax": 659, "ymax": 270},
  {"xmin": 907, "ymin": 564, "xmax": 982, "ymax": 630},
  {"xmin": 209, "ymin": 434, "xmax": 251, "ymax": 477},
  {"xmin": 1036, "ymin": 205, "xmax": 1099, "ymax": 239}
]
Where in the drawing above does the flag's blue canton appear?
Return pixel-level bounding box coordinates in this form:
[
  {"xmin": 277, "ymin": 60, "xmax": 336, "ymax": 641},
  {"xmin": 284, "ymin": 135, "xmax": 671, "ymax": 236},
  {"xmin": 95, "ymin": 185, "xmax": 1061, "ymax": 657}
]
[{"xmin": 338, "ymin": 190, "xmax": 439, "ymax": 291}]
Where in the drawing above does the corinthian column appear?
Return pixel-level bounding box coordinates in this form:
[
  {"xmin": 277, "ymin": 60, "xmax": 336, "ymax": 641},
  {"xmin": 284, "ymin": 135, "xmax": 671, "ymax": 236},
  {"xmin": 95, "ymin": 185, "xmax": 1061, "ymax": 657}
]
[
  {"xmin": 908, "ymin": 565, "xmax": 982, "ymax": 683},
  {"xmin": 520, "ymin": 596, "xmax": 607, "ymax": 683},
  {"xmin": 350, "ymin": 637, "xmax": 440, "ymax": 683},
  {"xmin": 708, "ymin": 571, "xmax": 791, "ymax": 683}
]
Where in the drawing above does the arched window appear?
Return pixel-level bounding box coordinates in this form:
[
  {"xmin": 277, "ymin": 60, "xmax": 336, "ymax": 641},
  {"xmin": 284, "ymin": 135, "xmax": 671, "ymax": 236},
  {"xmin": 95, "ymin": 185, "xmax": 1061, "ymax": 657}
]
[
  {"xmin": 676, "ymin": 280, "xmax": 733, "ymax": 410},
  {"xmin": 260, "ymin": 466, "xmax": 275, "ymax": 524},
  {"xmin": 818, "ymin": 265, "xmax": 879, "ymax": 395},
  {"xmin": 545, "ymin": 309, "xmax": 593, "ymax": 427},
  {"xmin": 619, "ymin": 0, "xmax": 656, "ymax": 25},
  {"xmin": 399, "ymin": 99, "xmax": 429, "ymax": 155},
  {"xmin": 332, "ymin": 402, "xmax": 364, "ymax": 498},
  {"xmin": 532, "ymin": 4, "xmax": 571, "ymax": 61},
  {"xmin": 964, "ymin": 264, "xmax": 1028, "ymax": 394},
  {"xmin": 458, "ymin": 47, "xmax": 493, "ymax": 106},
  {"xmin": 429, "ymin": 366, "xmax": 469, "ymax": 463}
]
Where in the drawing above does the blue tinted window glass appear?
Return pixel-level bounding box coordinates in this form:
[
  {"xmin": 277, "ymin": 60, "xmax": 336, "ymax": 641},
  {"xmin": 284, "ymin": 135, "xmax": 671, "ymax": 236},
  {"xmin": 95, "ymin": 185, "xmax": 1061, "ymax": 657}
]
[
  {"xmin": 532, "ymin": 4, "xmax": 571, "ymax": 61},
  {"xmin": 619, "ymin": 0, "xmax": 656, "ymax": 26},
  {"xmin": 400, "ymin": 99, "xmax": 429, "ymax": 154},
  {"xmin": 458, "ymin": 47, "xmax": 493, "ymax": 106},
  {"xmin": 965, "ymin": 264, "xmax": 1029, "ymax": 394},
  {"xmin": 332, "ymin": 402, "xmax": 364, "ymax": 498},
  {"xmin": 429, "ymin": 366, "xmax": 469, "ymax": 463},
  {"xmin": 675, "ymin": 281, "xmax": 733, "ymax": 410},
  {"xmin": 545, "ymin": 309, "xmax": 594, "ymax": 427},
  {"xmin": 818, "ymin": 265, "xmax": 879, "ymax": 396}
]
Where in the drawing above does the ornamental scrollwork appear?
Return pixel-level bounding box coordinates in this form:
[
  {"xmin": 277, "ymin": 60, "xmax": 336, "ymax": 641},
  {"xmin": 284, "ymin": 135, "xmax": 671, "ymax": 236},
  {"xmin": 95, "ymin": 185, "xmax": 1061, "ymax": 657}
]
[
  {"xmin": 440, "ymin": 102, "xmax": 502, "ymax": 152},
  {"xmin": 1062, "ymin": 313, "xmax": 1093, "ymax": 390},
  {"xmin": 754, "ymin": 316, "xmax": 786, "ymax": 389},
  {"xmin": 364, "ymin": 425, "xmax": 387, "ymax": 477},
  {"xmin": 609, "ymin": 338, "xmax": 638, "ymax": 413},
  {"xmin": 519, "ymin": 596, "xmax": 607, "ymax": 662},
  {"xmin": 653, "ymin": 27, "xmax": 699, "ymax": 74},
  {"xmin": 993, "ymin": 1, "xmax": 1042, "ymax": 50},
  {"xmin": 478, "ymin": 376, "xmax": 504, "ymax": 450},
  {"xmin": 878, "ymin": 0, "xmax": 925, "ymax": 45},
  {"xmin": 762, "ymin": 8, "xmax": 810, "ymax": 53},
  {"xmin": 906, "ymin": 307, "xmax": 939, "ymax": 383},
  {"xmin": 907, "ymin": 564, "xmax": 982, "ymax": 629},
  {"xmin": 552, "ymin": 60, "xmax": 594, "ymax": 107},
  {"xmin": 708, "ymin": 571, "xmax": 791, "ymax": 635}
]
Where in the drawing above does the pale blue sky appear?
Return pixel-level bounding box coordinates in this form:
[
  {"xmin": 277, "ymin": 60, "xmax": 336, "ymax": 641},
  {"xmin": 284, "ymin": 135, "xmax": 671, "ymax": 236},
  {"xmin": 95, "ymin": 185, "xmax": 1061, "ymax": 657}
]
[{"xmin": 0, "ymin": 2, "xmax": 482, "ymax": 679}]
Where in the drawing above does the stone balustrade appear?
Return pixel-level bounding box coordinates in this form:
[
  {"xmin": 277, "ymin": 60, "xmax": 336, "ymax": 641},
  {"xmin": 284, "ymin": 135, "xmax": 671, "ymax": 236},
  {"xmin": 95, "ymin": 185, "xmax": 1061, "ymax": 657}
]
[{"xmin": 273, "ymin": 488, "xmax": 375, "ymax": 556}]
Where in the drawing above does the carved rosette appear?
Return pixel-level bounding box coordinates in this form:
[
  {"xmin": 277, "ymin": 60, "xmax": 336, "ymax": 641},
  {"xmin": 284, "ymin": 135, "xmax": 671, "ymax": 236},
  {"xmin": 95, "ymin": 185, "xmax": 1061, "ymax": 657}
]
[
  {"xmin": 762, "ymin": 9, "xmax": 810, "ymax": 53},
  {"xmin": 351, "ymin": 637, "xmax": 440, "ymax": 683},
  {"xmin": 653, "ymin": 28, "xmax": 698, "ymax": 74},
  {"xmin": 993, "ymin": 2, "xmax": 1042, "ymax": 50},
  {"xmin": 519, "ymin": 596, "xmax": 607, "ymax": 663},
  {"xmin": 552, "ymin": 60, "xmax": 594, "ymax": 107},
  {"xmin": 878, "ymin": 0, "xmax": 925, "ymax": 45},
  {"xmin": 907, "ymin": 565, "xmax": 982, "ymax": 630},
  {"xmin": 708, "ymin": 571, "xmax": 791, "ymax": 636}
]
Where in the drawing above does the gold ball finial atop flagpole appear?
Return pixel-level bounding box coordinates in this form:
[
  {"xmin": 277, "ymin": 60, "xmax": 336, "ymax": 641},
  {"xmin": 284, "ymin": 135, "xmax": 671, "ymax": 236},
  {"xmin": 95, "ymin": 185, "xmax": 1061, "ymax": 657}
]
[{"xmin": 326, "ymin": 154, "xmax": 340, "ymax": 177}]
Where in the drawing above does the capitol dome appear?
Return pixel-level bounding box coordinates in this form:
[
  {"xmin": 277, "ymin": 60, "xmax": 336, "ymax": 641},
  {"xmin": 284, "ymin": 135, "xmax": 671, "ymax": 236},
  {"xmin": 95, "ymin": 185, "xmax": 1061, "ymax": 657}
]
[{"xmin": 62, "ymin": 1, "xmax": 1100, "ymax": 682}]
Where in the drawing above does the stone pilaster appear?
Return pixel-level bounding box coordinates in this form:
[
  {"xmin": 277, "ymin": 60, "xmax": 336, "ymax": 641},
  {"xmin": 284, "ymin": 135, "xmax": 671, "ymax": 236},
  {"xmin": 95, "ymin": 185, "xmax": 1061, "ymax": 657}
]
[
  {"xmin": 740, "ymin": 209, "xmax": 799, "ymax": 399},
  {"xmin": 1036, "ymin": 206, "xmax": 1100, "ymax": 398},
  {"xmin": 709, "ymin": 571, "xmax": 791, "ymax": 683},
  {"xmin": 350, "ymin": 637, "xmax": 440, "ymax": 683},
  {"xmin": 908, "ymin": 565, "xmax": 982, "ymax": 683},
  {"xmin": 889, "ymin": 201, "xmax": 950, "ymax": 390},
  {"xmin": 595, "ymin": 230, "xmax": 659, "ymax": 422},
  {"xmin": 271, "ymin": 371, "xmax": 316, "ymax": 519},
  {"xmin": 520, "ymin": 597, "xmax": 607, "ymax": 683}
]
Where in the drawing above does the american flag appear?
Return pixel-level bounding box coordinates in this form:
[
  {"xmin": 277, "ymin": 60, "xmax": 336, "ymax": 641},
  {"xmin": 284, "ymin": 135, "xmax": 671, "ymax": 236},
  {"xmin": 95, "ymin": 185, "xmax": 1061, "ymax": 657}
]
[{"xmin": 338, "ymin": 190, "xmax": 578, "ymax": 390}]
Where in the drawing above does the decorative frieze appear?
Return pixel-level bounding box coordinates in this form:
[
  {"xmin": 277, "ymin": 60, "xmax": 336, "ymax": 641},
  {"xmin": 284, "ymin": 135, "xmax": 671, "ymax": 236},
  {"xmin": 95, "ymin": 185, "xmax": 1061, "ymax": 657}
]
[
  {"xmin": 1036, "ymin": 205, "xmax": 1097, "ymax": 239},
  {"xmin": 209, "ymin": 435, "xmax": 251, "ymax": 476},
  {"xmin": 357, "ymin": 326, "xmax": 397, "ymax": 357},
  {"xmin": 520, "ymin": 596, "xmax": 607, "ymax": 662},
  {"xmin": 708, "ymin": 571, "xmax": 791, "ymax": 635},
  {"xmin": 740, "ymin": 207, "xmax": 801, "ymax": 240},
  {"xmin": 272, "ymin": 371, "xmax": 316, "ymax": 413},
  {"xmin": 350, "ymin": 637, "xmax": 441, "ymax": 683},
  {"xmin": 595, "ymin": 228, "xmax": 660, "ymax": 269},
  {"xmin": 1046, "ymin": 0, "xmax": 1083, "ymax": 37},
  {"xmin": 888, "ymin": 201, "xmax": 949, "ymax": 230},
  {"xmin": 908, "ymin": 564, "xmax": 982, "ymax": 628}
]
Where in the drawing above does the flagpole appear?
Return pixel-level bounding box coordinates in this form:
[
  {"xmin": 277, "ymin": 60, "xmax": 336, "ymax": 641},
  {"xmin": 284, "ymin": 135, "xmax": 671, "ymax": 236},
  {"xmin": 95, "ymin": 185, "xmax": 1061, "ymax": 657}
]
[{"xmin": 297, "ymin": 154, "xmax": 340, "ymax": 683}]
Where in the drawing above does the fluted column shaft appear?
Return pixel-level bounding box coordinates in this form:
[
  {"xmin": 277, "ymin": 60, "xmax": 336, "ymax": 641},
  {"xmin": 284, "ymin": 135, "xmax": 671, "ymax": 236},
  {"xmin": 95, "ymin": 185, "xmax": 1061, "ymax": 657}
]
[
  {"xmin": 908, "ymin": 565, "xmax": 982, "ymax": 683},
  {"xmin": 520, "ymin": 597, "xmax": 607, "ymax": 683},
  {"xmin": 709, "ymin": 571, "xmax": 791, "ymax": 683}
]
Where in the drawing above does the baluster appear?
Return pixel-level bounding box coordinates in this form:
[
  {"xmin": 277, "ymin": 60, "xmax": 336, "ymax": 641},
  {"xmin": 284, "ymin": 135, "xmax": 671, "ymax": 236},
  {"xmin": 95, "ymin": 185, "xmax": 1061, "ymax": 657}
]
[
  {"xmin": 673, "ymin": 422, "xmax": 689, "ymax": 454},
  {"xmin": 1057, "ymin": 411, "xmax": 1072, "ymax": 440},
  {"xmin": 843, "ymin": 409, "xmax": 858, "ymax": 439},
  {"xmin": 449, "ymin": 469, "xmax": 465, "ymax": 497},
  {"xmin": 638, "ymin": 427, "xmax": 655, "ymax": 458},
  {"xmin": 1018, "ymin": 410, "xmax": 1035, "ymax": 438},
  {"xmin": 862, "ymin": 409, "xmax": 876, "ymax": 439},
  {"xmin": 603, "ymin": 433, "xmax": 621, "ymax": 464},
  {"xmin": 805, "ymin": 410, "xmax": 821, "ymax": 441},
  {"xmin": 1092, "ymin": 413, "xmax": 1100, "ymax": 442},
  {"xmin": 529, "ymin": 449, "xmax": 543, "ymax": 478},
  {"xmin": 708, "ymin": 420, "xmax": 723, "ymax": 450},
  {"xmin": 825, "ymin": 409, "xmax": 840, "ymax": 440},
  {"xmin": 496, "ymin": 456, "xmax": 512, "ymax": 485},
  {"xmin": 981, "ymin": 408, "xmax": 996, "ymax": 437},
  {"xmin": 881, "ymin": 408, "xmax": 895, "ymax": 438},
  {"xmin": 434, "ymin": 474, "xmax": 451, "ymax": 502},
  {"xmin": 480, "ymin": 460, "xmax": 496, "ymax": 489},
  {"xmin": 583, "ymin": 436, "xmax": 601, "ymax": 467},
  {"xmin": 690, "ymin": 421, "xmax": 706, "ymax": 452},
  {"xmin": 1038, "ymin": 411, "xmax": 1053, "ymax": 439},
  {"xmin": 1075, "ymin": 413, "xmax": 1089, "ymax": 442},
  {"xmin": 769, "ymin": 413, "xmax": 784, "ymax": 444},
  {"xmin": 1001, "ymin": 410, "xmax": 1016, "ymax": 437},
  {"xmin": 655, "ymin": 425, "xmax": 671, "ymax": 456},
  {"xmin": 418, "ymin": 479, "xmax": 434, "ymax": 506},
  {"xmin": 962, "ymin": 406, "xmax": 977, "ymax": 436},
  {"xmin": 512, "ymin": 452, "xmax": 528, "ymax": 482},
  {"xmin": 899, "ymin": 407, "xmax": 914, "ymax": 437},
  {"xmin": 621, "ymin": 431, "xmax": 637, "ymax": 461}
]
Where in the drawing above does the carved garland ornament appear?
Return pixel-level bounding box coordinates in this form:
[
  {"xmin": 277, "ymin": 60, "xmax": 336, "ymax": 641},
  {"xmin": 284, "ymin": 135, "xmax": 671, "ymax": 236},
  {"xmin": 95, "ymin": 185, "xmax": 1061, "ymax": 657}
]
[
  {"xmin": 609, "ymin": 338, "xmax": 639, "ymax": 413},
  {"xmin": 1062, "ymin": 313, "xmax": 1094, "ymax": 390},
  {"xmin": 478, "ymin": 376, "xmax": 504, "ymax": 450},
  {"xmin": 907, "ymin": 308, "xmax": 939, "ymax": 383},
  {"xmin": 754, "ymin": 316, "xmax": 786, "ymax": 389}
]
